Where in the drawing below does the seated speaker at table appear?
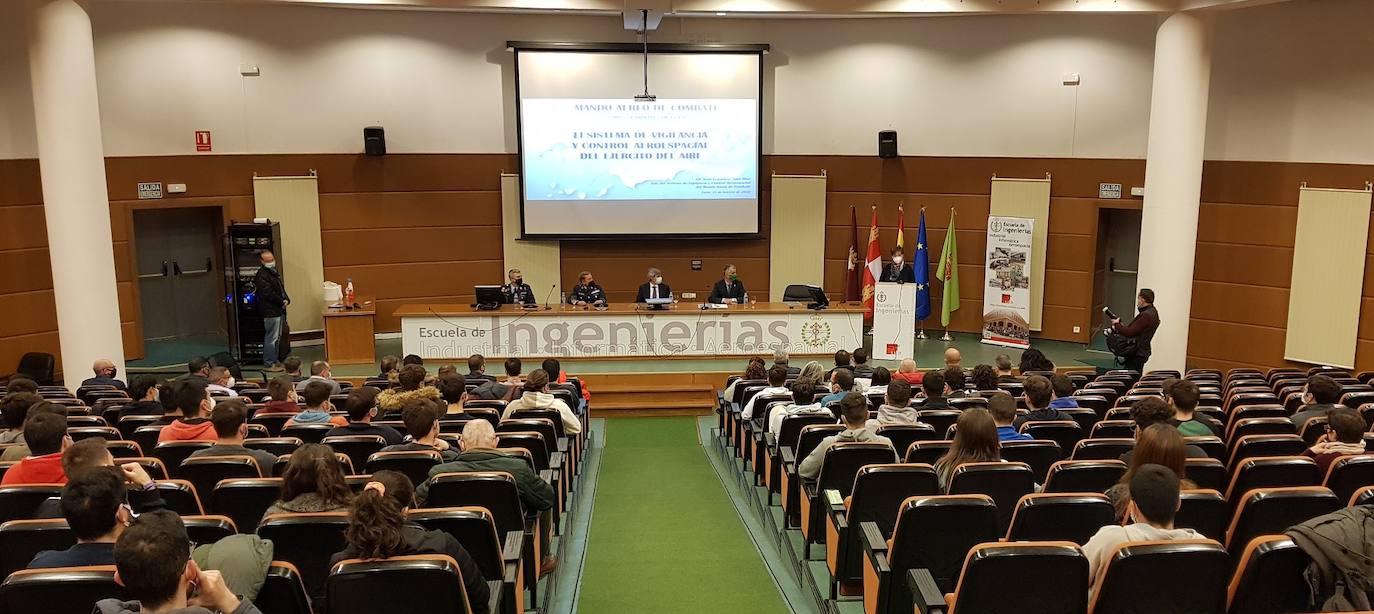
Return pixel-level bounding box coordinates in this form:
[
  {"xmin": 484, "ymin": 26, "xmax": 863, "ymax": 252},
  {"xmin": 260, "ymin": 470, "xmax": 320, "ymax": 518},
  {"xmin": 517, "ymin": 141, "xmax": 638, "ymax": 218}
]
[
  {"xmin": 568, "ymin": 271, "xmax": 607, "ymax": 306},
  {"xmin": 709, "ymin": 263, "xmax": 747, "ymax": 305},
  {"xmin": 502, "ymin": 268, "xmax": 536, "ymax": 305},
  {"xmin": 635, "ymin": 267, "xmax": 672, "ymax": 303}
]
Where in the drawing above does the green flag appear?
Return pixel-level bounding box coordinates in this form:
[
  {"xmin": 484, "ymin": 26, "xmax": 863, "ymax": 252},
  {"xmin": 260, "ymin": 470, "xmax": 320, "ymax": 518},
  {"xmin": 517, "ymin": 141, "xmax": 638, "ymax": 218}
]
[{"xmin": 936, "ymin": 215, "xmax": 960, "ymax": 327}]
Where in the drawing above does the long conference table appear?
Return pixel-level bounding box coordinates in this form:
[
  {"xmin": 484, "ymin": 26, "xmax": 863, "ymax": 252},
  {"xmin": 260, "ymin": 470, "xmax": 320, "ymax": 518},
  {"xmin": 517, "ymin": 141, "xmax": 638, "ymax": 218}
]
[{"xmin": 393, "ymin": 302, "xmax": 865, "ymax": 360}]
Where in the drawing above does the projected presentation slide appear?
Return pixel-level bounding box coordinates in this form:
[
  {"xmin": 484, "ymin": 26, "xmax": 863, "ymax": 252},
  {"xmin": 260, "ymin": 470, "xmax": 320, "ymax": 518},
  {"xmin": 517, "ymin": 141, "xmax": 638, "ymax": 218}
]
[{"xmin": 516, "ymin": 50, "xmax": 762, "ymax": 237}]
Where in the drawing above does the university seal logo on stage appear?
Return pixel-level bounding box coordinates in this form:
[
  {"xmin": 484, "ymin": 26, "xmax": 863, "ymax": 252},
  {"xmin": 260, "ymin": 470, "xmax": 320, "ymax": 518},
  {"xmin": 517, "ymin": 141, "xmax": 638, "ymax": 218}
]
[{"xmin": 801, "ymin": 314, "xmax": 832, "ymax": 349}]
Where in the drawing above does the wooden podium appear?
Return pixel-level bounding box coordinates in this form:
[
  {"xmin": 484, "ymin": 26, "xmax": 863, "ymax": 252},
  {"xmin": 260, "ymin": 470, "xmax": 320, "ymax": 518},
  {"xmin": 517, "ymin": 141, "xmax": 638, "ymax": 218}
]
[{"xmin": 322, "ymin": 296, "xmax": 376, "ymax": 365}]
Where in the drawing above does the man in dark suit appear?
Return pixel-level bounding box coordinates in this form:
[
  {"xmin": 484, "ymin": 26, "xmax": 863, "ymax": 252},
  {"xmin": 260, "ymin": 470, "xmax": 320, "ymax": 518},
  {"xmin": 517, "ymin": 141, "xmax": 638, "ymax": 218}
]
[
  {"xmin": 635, "ymin": 267, "xmax": 672, "ymax": 303},
  {"xmin": 709, "ymin": 264, "xmax": 747, "ymax": 305},
  {"xmin": 878, "ymin": 246, "xmax": 915, "ymax": 283},
  {"xmin": 568, "ymin": 271, "xmax": 607, "ymax": 306},
  {"xmin": 253, "ymin": 249, "xmax": 289, "ymax": 370},
  {"xmin": 1111, "ymin": 288, "xmax": 1160, "ymax": 373},
  {"xmin": 502, "ymin": 268, "xmax": 536, "ymax": 306},
  {"xmin": 465, "ymin": 354, "xmax": 497, "ymax": 384}
]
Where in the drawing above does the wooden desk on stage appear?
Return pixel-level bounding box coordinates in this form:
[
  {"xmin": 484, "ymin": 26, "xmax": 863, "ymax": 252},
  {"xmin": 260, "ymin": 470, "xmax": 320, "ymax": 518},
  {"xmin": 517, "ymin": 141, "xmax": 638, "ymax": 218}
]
[
  {"xmin": 322, "ymin": 296, "xmax": 376, "ymax": 365},
  {"xmin": 393, "ymin": 302, "xmax": 865, "ymax": 360}
]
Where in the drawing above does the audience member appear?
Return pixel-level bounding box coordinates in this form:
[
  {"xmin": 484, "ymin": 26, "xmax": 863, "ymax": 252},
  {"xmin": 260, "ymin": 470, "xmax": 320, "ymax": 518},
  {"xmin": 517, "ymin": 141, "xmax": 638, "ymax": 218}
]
[
  {"xmin": 934, "ymin": 409, "xmax": 1002, "ymax": 490},
  {"xmin": 262, "ymin": 376, "xmax": 300, "ymax": 414},
  {"xmin": 1012, "ymin": 375, "xmax": 1064, "ymax": 429},
  {"xmin": 178, "ymin": 357, "xmax": 211, "ymax": 385},
  {"xmin": 437, "ymin": 364, "xmax": 457, "ymax": 378},
  {"xmin": 914, "ymin": 370, "xmax": 954, "ymax": 410},
  {"xmin": 943, "ymin": 347, "xmax": 962, "ymax": 369},
  {"xmin": 100, "ymin": 509, "xmax": 264, "ymax": 614},
  {"xmin": 120, "ymin": 376, "xmax": 165, "ymax": 418},
  {"xmin": 989, "ymin": 392, "xmax": 1030, "ymax": 442},
  {"xmin": 286, "ymin": 380, "xmax": 348, "ymax": 428},
  {"xmin": 1048, "ymin": 374, "xmax": 1080, "ymax": 409},
  {"xmin": 943, "ymin": 367, "xmax": 967, "ymax": 398},
  {"xmin": 724, "ymin": 357, "xmax": 767, "ymax": 401},
  {"xmin": 796, "ymin": 361, "xmax": 826, "ymax": 388},
  {"xmin": 31, "ymin": 438, "xmax": 163, "ymax": 519},
  {"xmin": 773, "ymin": 349, "xmax": 801, "ymax": 377},
  {"xmin": 768, "ymin": 382, "xmax": 829, "ymax": 435},
  {"xmin": 82, "ymin": 358, "xmax": 127, "ymax": 390},
  {"xmin": 466, "ymin": 354, "xmax": 497, "ymax": 383},
  {"xmin": 0, "ymin": 391, "xmax": 41, "ymax": 444},
  {"xmin": 971, "ymin": 364, "xmax": 999, "ymax": 391},
  {"xmin": 830, "ymin": 350, "xmax": 854, "ymax": 378},
  {"xmin": 799, "ymin": 393, "xmax": 891, "ymax": 480},
  {"xmin": 546, "ymin": 357, "xmax": 592, "ymax": 404},
  {"xmin": 1106, "ymin": 424, "xmax": 1197, "ymax": 521},
  {"xmin": 1122, "ymin": 397, "xmax": 1208, "ymax": 461},
  {"xmin": 377, "ymin": 354, "xmax": 401, "ymax": 384},
  {"xmin": 377, "ymin": 364, "xmax": 440, "ymax": 414},
  {"xmin": 189, "ymin": 400, "xmax": 278, "ymax": 473},
  {"xmin": 1165, "ymin": 379, "xmax": 1221, "ymax": 437},
  {"xmin": 819, "ymin": 369, "xmax": 855, "ymax": 406},
  {"xmin": 157, "ymin": 383, "xmax": 178, "ymax": 419},
  {"xmin": 295, "ymin": 361, "xmax": 342, "ymax": 395},
  {"xmin": 893, "ymin": 358, "xmax": 923, "ymax": 386},
  {"xmin": 157, "ymin": 380, "xmax": 217, "ymax": 443},
  {"xmin": 327, "ymin": 386, "xmax": 404, "ymax": 445},
  {"xmin": 1, "ymin": 400, "xmax": 62, "ymax": 461},
  {"xmin": 1, "ymin": 410, "xmax": 69, "ymax": 484},
  {"xmin": 205, "ymin": 367, "xmax": 239, "ymax": 397},
  {"xmin": 402, "ymin": 354, "xmax": 424, "ymax": 367},
  {"xmin": 3, "ymin": 377, "xmax": 38, "ymax": 395},
  {"xmin": 437, "ymin": 372, "xmax": 474, "ymax": 417},
  {"xmin": 383, "ymin": 398, "xmax": 459, "ymax": 461},
  {"xmin": 502, "ymin": 369, "xmax": 581, "ymax": 435},
  {"xmin": 470, "ymin": 358, "xmax": 525, "ymax": 401},
  {"xmin": 331, "ymin": 471, "xmax": 489, "ymax": 614},
  {"xmin": 994, "ymin": 354, "xmax": 1018, "ymax": 382},
  {"xmin": 282, "ymin": 356, "xmax": 305, "ymax": 382},
  {"xmin": 1304, "ymin": 408, "xmax": 1368, "ymax": 474},
  {"xmin": 868, "ymin": 379, "xmax": 923, "ymax": 428},
  {"xmin": 741, "ymin": 365, "xmax": 791, "ymax": 421},
  {"xmin": 265, "ymin": 443, "xmax": 353, "ymax": 516},
  {"xmin": 1018, "ymin": 348, "xmax": 1055, "ymax": 373},
  {"xmin": 28, "ymin": 467, "xmax": 131, "ymax": 568},
  {"xmin": 852, "ymin": 347, "xmax": 873, "ymax": 378},
  {"xmin": 1290, "ymin": 374, "xmax": 1345, "ymax": 430},
  {"xmin": 1083, "ymin": 465, "xmax": 1201, "ymax": 594},
  {"xmin": 866, "ymin": 367, "xmax": 892, "ymax": 397}
]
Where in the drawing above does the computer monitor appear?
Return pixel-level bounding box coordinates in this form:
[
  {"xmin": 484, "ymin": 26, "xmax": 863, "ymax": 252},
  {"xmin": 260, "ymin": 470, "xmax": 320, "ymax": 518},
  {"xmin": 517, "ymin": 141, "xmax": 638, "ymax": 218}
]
[
  {"xmin": 474, "ymin": 285, "xmax": 504, "ymax": 310},
  {"xmin": 783, "ymin": 284, "xmax": 828, "ymax": 309}
]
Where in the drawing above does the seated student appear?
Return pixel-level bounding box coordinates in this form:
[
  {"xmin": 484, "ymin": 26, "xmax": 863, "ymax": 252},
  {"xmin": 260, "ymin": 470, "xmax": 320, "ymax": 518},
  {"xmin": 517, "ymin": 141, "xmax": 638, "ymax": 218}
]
[
  {"xmin": 934, "ymin": 409, "xmax": 1003, "ymax": 491},
  {"xmin": 544, "ymin": 358, "xmax": 591, "ymax": 406},
  {"xmin": 295, "ymin": 361, "xmax": 342, "ymax": 396},
  {"xmin": 158, "ymin": 380, "xmax": 217, "ymax": 444},
  {"xmin": 81, "ymin": 359, "xmax": 127, "ymax": 391},
  {"xmin": 205, "ymin": 367, "xmax": 239, "ymax": 398},
  {"xmin": 33, "ymin": 438, "xmax": 164, "ymax": 519},
  {"xmin": 989, "ymin": 392, "xmax": 1031, "ymax": 442},
  {"xmin": 155, "ymin": 383, "xmax": 179, "ymax": 423},
  {"xmin": 913, "ymin": 371, "xmax": 954, "ymax": 410},
  {"xmin": 799, "ymin": 393, "xmax": 891, "ymax": 480},
  {"xmin": 970, "ymin": 364, "xmax": 1000, "ymax": 392},
  {"xmin": 402, "ymin": 354, "xmax": 424, "ymax": 368},
  {"xmin": 282, "ymin": 356, "xmax": 305, "ymax": 383},
  {"xmin": 851, "ymin": 347, "xmax": 874, "ymax": 378},
  {"xmin": 261, "ymin": 376, "xmax": 301, "ymax": 414},
  {"xmin": 1121, "ymin": 397, "xmax": 1209, "ymax": 462},
  {"xmin": 1048, "ymin": 374, "xmax": 1080, "ymax": 409},
  {"xmin": 768, "ymin": 382, "xmax": 830, "ymax": 436},
  {"xmin": 1, "ymin": 400, "xmax": 64, "ymax": 462},
  {"xmin": 326, "ymin": 387, "xmax": 404, "ymax": 446},
  {"xmin": 189, "ymin": 400, "xmax": 278, "ymax": 474},
  {"xmin": 377, "ymin": 354, "xmax": 401, "ymax": 384},
  {"xmin": 265, "ymin": 443, "xmax": 353, "ymax": 515},
  {"xmin": 1304, "ymin": 407, "xmax": 1367, "ymax": 474},
  {"xmin": 819, "ymin": 369, "xmax": 856, "ymax": 407},
  {"xmin": 1290, "ymin": 374, "xmax": 1345, "ymax": 431},
  {"xmin": 2, "ymin": 411, "xmax": 69, "ymax": 485},
  {"xmin": 868, "ymin": 379, "xmax": 923, "ymax": 428},
  {"xmin": 4, "ymin": 376, "xmax": 39, "ymax": 395},
  {"xmin": 866, "ymin": 367, "xmax": 892, "ymax": 397},
  {"xmin": 741, "ymin": 365, "xmax": 792, "ymax": 422},
  {"xmin": 119, "ymin": 376, "xmax": 165, "ymax": 418},
  {"xmin": 724, "ymin": 357, "xmax": 767, "ymax": 402},
  {"xmin": 465, "ymin": 354, "xmax": 497, "ymax": 384},
  {"xmin": 1011, "ymin": 375, "xmax": 1065, "ymax": 430},
  {"xmin": 773, "ymin": 349, "xmax": 801, "ymax": 377},
  {"xmin": 1105, "ymin": 424, "xmax": 1197, "ymax": 522},
  {"xmin": 382, "ymin": 399, "xmax": 460, "ymax": 462},
  {"xmin": 174, "ymin": 357, "xmax": 208, "ymax": 388},
  {"xmin": 994, "ymin": 354, "xmax": 1019, "ymax": 382},
  {"xmin": 330, "ymin": 471, "xmax": 489, "ymax": 614},
  {"xmin": 893, "ymin": 358, "xmax": 924, "ymax": 386},
  {"xmin": 377, "ymin": 364, "xmax": 441, "ymax": 415},
  {"xmin": 1164, "ymin": 379, "xmax": 1221, "ymax": 437},
  {"xmin": 943, "ymin": 367, "xmax": 968, "ymax": 398},
  {"xmin": 285, "ymin": 380, "xmax": 349, "ymax": 428},
  {"xmin": 828, "ymin": 350, "xmax": 854, "ymax": 379},
  {"xmin": 0, "ymin": 391, "xmax": 41, "ymax": 444},
  {"xmin": 437, "ymin": 373, "xmax": 475, "ymax": 418},
  {"xmin": 29, "ymin": 467, "xmax": 132, "ymax": 568},
  {"xmin": 502, "ymin": 369, "xmax": 581, "ymax": 435},
  {"xmin": 471, "ymin": 358, "xmax": 524, "ymax": 401},
  {"xmin": 1018, "ymin": 348, "xmax": 1056, "ymax": 373},
  {"xmin": 1083, "ymin": 464, "xmax": 1202, "ymax": 594},
  {"xmin": 100, "ymin": 509, "xmax": 266, "ymax": 614},
  {"xmin": 416, "ymin": 420, "xmax": 558, "ymax": 575}
]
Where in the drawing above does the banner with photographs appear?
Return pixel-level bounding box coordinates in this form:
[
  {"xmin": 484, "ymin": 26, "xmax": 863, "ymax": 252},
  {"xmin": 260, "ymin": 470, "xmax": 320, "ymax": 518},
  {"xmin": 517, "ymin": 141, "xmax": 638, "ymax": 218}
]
[{"xmin": 981, "ymin": 216, "xmax": 1035, "ymax": 348}]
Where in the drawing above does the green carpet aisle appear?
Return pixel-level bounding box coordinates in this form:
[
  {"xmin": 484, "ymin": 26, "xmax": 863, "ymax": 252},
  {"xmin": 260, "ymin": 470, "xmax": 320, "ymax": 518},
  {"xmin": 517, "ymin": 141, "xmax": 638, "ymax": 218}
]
[{"xmin": 576, "ymin": 417, "xmax": 791, "ymax": 614}]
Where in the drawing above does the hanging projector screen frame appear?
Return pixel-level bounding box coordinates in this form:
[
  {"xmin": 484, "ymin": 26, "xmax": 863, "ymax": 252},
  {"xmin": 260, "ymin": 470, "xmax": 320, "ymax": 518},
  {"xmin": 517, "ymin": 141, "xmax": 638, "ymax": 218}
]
[{"xmin": 510, "ymin": 41, "xmax": 769, "ymax": 240}]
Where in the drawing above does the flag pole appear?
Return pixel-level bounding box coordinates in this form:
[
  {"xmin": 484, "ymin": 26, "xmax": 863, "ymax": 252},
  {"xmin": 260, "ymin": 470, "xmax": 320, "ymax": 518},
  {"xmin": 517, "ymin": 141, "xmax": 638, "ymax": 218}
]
[
  {"xmin": 941, "ymin": 206, "xmax": 955, "ymax": 341},
  {"xmin": 916, "ymin": 204, "xmax": 927, "ymax": 339}
]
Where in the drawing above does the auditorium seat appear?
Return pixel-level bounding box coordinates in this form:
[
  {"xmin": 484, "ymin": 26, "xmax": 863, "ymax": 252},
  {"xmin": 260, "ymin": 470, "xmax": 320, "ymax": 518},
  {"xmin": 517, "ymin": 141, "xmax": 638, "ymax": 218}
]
[
  {"xmin": 822, "ymin": 464, "xmax": 939, "ymax": 598},
  {"xmin": 250, "ymin": 413, "xmax": 297, "ymax": 437},
  {"xmin": 1175, "ymin": 489, "xmax": 1228, "ymax": 541},
  {"xmin": 860, "ymin": 495, "xmax": 999, "ymax": 613},
  {"xmin": 1323, "ymin": 454, "xmax": 1374, "ymax": 503},
  {"xmin": 151, "ymin": 441, "xmax": 213, "ymax": 478},
  {"xmin": 0, "ymin": 485, "xmax": 62, "ymax": 524},
  {"xmin": 918, "ymin": 411, "xmax": 961, "ymax": 440},
  {"xmin": 1225, "ymin": 535, "xmax": 1312, "ymax": 614},
  {"xmin": 253, "ymin": 561, "xmax": 313, "ymax": 614},
  {"xmin": 1071, "ymin": 438, "xmax": 1134, "ymax": 461},
  {"xmin": 210, "ymin": 478, "xmax": 282, "ymax": 533},
  {"xmin": 0, "ymin": 565, "xmax": 124, "ymax": 614},
  {"xmin": 129, "ymin": 425, "xmax": 164, "ymax": 457},
  {"xmin": 767, "ymin": 416, "xmax": 840, "ymax": 499},
  {"xmin": 1184, "ymin": 457, "xmax": 1228, "ymax": 493},
  {"xmin": 1091, "ymin": 540, "xmax": 1228, "ymax": 613},
  {"xmin": 116, "ymin": 415, "xmax": 159, "ymax": 440},
  {"xmin": 258, "ymin": 511, "xmax": 350, "ymax": 604},
  {"xmin": 1088, "ymin": 420, "xmax": 1135, "ymax": 439},
  {"xmin": 946, "ymin": 462, "xmax": 1036, "ymax": 533},
  {"xmin": 907, "ymin": 542, "xmax": 1088, "ymax": 614},
  {"xmin": 1000, "ymin": 439, "xmax": 1061, "ymax": 483},
  {"xmin": 1043, "ymin": 460, "xmax": 1126, "ymax": 493},
  {"xmin": 327, "ymin": 554, "xmax": 500, "ymax": 614},
  {"xmin": 153, "ymin": 480, "xmax": 204, "ymax": 516},
  {"xmin": 1228, "ymin": 434, "xmax": 1308, "ymax": 467},
  {"xmin": 244, "ymin": 436, "xmax": 303, "ymax": 457},
  {"xmin": 780, "ymin": 424, "xmax": 845, "ymax": 528},
  {"xmin": 1224, "ymin": 457, "xmax": 1322, "ymax": 509},
  {"xmin": 1228, "ymin": 417, "xmax": 1296, "ymax": 443},
  {"xmin": 321, "ymin": 435, "xmax": 387, "ymax": 471},
  {"xmin": 182, "ymin": 514, "xmax": 237, "ymax": 545},
  {"xmin": 408, "ymin": 507, "xmax": 523, "ymax": 614},
  {"xmin": 904, "ymin": 440, "xmax": 952, "ymax": 466},
  {"xmin": 280, "ymin": 423, "xmax": 333, "ymax": 444},
  {"xmin": 1005, "ymin": 493, "xmax": 1114, "ymax": 545},
  {"xmin": 424, "ymin": 471, "xmax": 542, "ymax": 601},
  {"xmin": 1019, "ymin": 421, "xmax": 1082, "ymax": 459},
  {"xmin": 1227, "ymin": 404, "xmax": 1288, "ymax": 429},
  {"xmin": 947, "ymin": 397, "xmax": 987, "ymax": 411},
  {"xmin": 179, "ymin": 455, "xmax": 263, "ymax": 500},
  {"xmin": 800, "ymin": 442, "xmax": 897, "ymax": 547},
  {"xmin": 873, "ymin": 424, "xmax": 938, "ymax": 465},
  {"xmin": 1225, "ymin": 487, "xmax": 1341, "ymax": 560},
  {"xmin": 1057, "ymin": 408, "xmax": 1100, "ymax": 433},
  {"xmin": 104, "ymin": 440, "xmax": 142, "ymax": 459},
  {"xmin": 366, "ymin": 450, "xmax": 442, "ymax": 487},
  {"xmin": 1294, "ymin": 415, "xmax": 1328, "ymax": 445},
  {"xmin": 0, "ymin": 519, "xmax": 73, "ymax": 578},
  {"xmin": 1350, "ymin": 485, "xmax": 1374, "ymax": 507},
  {"xmin": 273, "ymin": 452, "xmax": 354, "ymax": 477}
]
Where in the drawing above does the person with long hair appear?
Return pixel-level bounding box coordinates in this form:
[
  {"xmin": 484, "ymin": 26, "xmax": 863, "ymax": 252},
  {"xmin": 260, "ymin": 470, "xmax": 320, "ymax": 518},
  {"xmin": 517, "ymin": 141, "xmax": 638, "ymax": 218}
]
[
  {"xmin": 265, "ymin": 443, "xmax": 352, "ymax": 515},
  {"xmin": 1106, "ymin": 423, "xmax": 1196, "ymax": 522},
  {"xmin": 1017, "ymin": 348, "xmax": 1055, "ymax": 373},
  {"xmin": 934, "ymin": 409, "xmax": 1003, "ymax": 490},
  {"xmin": 796, "ymin": 361, "xmax": 826, "ymax": 388},
  {"xmin": 724, "ymin": 357, "xmax": 767, "ymax": 401},
  {"xmin": 330, "ymin": 470, "xmax": 490, "ymax": 614}
]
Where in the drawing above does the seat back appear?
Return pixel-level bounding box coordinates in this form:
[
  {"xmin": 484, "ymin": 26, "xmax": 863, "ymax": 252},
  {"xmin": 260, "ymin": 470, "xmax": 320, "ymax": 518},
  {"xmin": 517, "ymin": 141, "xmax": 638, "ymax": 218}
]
[
  {"xmin": 321, "ymin": 435, "xmax": 387, "ymax": 472},
  {"xmin": 496, "ymin": 432, "xmax": 551, "ymax": 471},
  {"xmin": 1226, "ymin": 487, "xmax": 1341, "ymax": 560},
  {"xmin": 777, "ymin": 414, "xmax": 838, "ymax": 449},
  {"xmin": 280, "ymin": 423, "xmax": 334, "ymax": 444},
  {"xmin": 498, "ymin": 418, "xmax": 559, "ymax": 450},
  {"xmin": 1005, "ymin": 493, "xmax": 1115, "ymax": 545},
  {"xmin": 917, "ymin": 410, "xmax": 961, "ymax": 439},
  {"xmin": 1185, "ymin": 457, "xmax": 1228, "ymax": 492},
  {"xmin": 257, "ymin": 512, "xmax": 350, "ymax": 603},
  {"xmin": 999, "ymin": 440, "xmax": 1062, "ymax": 484},
  {"xmin": 0, "ymin": 485, "xmax": 63, "ymax": 524},
  {"xmin": 151, "ymin": 441, "xmax": 213, "ymax": 478},
  {"xmin": 947, "ymin": 462, "xmax": 1036, "ymax": 533},
  {"xmin": 815, "ymin": 442, "xmax": 897, "ymax": 497},
  {"xmin": 327, "ymin": 554, "xmax": 474, "ymax": 614},
  {"xmin": 846, "ymin": 464, "xmax": 940, "ymax": 536},
  {"xmin": 182, "ymin": 515, "xmax": 238, "ymax": 545},
  {"xmin": 794, "ymin": 424, "xmax": 845, "ymax": 461},
  {"xmin": 250, "ymin": 413, "xmax": 298, "ymax": 437},
  {"xmin": 366, "ymin": 450, "xmax": 443, "ymax": 487},
  {"xmin": 1091, "ymin": 540, "xmax": 1228, "ymax": 614},
  {"xmin": 872, "ymin": 424, "xmax": 936, "ymax": 459},
  {"xmin": 1020, "ymin": 421, "xmax": 1083, "ymax": 459},
  {"xmin": 13, "ymin": 353, "xmax": 55, "ymax": 385},
  {"xmin": 408, "ymin": 507, "xmax": 505, "ymax": 583},
  {"xmin": 1226, "ymin": 535, "xmax": 1311, "ymax": 614},
  {"xmin": 0, "ymin": 565, "xmax": 123, "ymax": 614},
  {"xmin": 887, "ymin": 495, "xmax": 999, "ymax": 595},
  {"xmin": 179, "ymin": 455, "xmax": 263, "ymax": 500},
  {"xmin": 1176, "ymin": 489, "xmax": 1229, "ymax": 541},
  {"xmin": 905, "ymin": 440, "xmax": 952, "ymax": 465},
  {"xmin": 66, "ymin": 426, "xmax": 120, "ymax": 443},
  {"xmin": 1228, "ymin": 434, "xmax": 1311, "ymax": 467},
  {"xmin": 210, "ymin": 478, "xmax": 283, "ymax": 533},
  {"xmin": 508, "ymin": 410, "xmax": 566, "ymax": 440},
  {"xmin": 152, "ymin": 480, "xmax": 204, "ymax": 515},
  {"xmin": 1225, "ymin": 457, "xmax": 1322, "ymax": 505},
  {"xmin": 244, "ymin": 437, "xmax": 304, "ymax": 457},
  {"xmin": 1071, "ymin": 438, "xmax": 1134, "ymax": 460},
  {"xmin": 1042, "ymin": 460, "xmax": 1126, "ymax": 493},
  {"xmin": 425, "ymin": 472, "xmax": 526, "ymax": 536},
  {"xmin": 0, "ymin": 519, "xmax": 73, "ymax": 578},
  {"xmin": 948, "ymin": 542, "xmax": 1088, "ymax": 614},
  {"xmin": 1323, "ymin": 454, "xmax": 1374, "ymax": 504},
  {"xmin": 1088, "ymin": 420, "xmax": 1135, "ymax": 439},
  {"xmin": 255, "ymin": 561, "xmax": 313, "ymax": 614}
]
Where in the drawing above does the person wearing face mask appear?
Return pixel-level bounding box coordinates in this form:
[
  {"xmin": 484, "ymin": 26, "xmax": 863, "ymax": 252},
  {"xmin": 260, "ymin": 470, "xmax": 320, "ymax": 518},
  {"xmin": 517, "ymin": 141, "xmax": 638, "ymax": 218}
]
[
  {"xmin": 1110, "ymin": 288, "xmax": 1160, "ymax": 373},
  {"xmin": 709, "ymin": 263, "xmax": 748, "ymax": 305},
  {"xmin": 502, "ymin": 268, "xmax": 536, "ymax": 306},
  {"xmin": 635, "ymin": 267, "xmax": 672, "ymax": 303},
  {"xmin": 568, "ymin": 270, "xmax": 607, "ymax": 306},
  {"xmin": 879, "ymin": 246, "xmax": 915, "ymax": 283},
  {"xmin": 253, "ymin": 249, "xmax": 290, "ymax": 371},
  {"xmin": 82, "ymin": 359, "xmax": 126, "ymax": 390}
]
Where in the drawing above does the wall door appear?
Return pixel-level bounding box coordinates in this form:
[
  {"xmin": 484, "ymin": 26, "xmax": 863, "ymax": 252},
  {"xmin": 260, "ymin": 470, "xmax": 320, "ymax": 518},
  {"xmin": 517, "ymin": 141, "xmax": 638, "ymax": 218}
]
[{"xmin": 134, "ymin": 207, "xmax": 225, "ymax": 342}]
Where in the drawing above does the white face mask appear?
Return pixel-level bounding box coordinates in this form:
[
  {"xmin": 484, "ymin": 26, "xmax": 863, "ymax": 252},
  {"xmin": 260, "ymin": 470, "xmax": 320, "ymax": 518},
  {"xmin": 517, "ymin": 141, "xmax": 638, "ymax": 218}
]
[
  {"xmin": 263, "ymin": 262, "xmax": 276, "ymax": 269},
  {"xmin": 653, "ymin": 276, "xmax": 663, "ymax": 284},
  {"xmin": 225, "ymin": 377, "xmax": 236, "ymax": 388},
  {"xmin": 892, "ymin": 256, "xmax": 904, "ymax": 265}
]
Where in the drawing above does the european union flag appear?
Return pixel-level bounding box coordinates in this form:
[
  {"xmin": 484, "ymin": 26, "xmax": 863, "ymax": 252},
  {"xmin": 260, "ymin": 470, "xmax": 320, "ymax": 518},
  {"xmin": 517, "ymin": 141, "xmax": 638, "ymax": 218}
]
[{"xmin": 915, "ymin": 209, "xmax": 932, "ymax": 321}]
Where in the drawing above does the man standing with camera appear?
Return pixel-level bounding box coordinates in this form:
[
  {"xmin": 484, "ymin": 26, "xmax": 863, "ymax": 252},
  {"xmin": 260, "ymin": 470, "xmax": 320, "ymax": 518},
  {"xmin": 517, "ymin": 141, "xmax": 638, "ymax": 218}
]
[{"xmin": 1110, "ymin": 288, "xmax": 1160, "ymax": 373}]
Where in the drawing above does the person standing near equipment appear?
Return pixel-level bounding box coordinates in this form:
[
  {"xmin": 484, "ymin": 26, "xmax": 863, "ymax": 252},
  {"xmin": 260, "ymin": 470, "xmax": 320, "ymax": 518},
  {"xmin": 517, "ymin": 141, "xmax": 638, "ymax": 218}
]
[
  {"xmin": 255, "ymin": 250, "xmax": 289, "ymax": 371},
  {"xmin": 709, "ymin": 264, "xmax": 747, "ymax": 305},
  {"xmin": 1110, "ymin": 288, "xmax": 1160, "ymax": 373}
]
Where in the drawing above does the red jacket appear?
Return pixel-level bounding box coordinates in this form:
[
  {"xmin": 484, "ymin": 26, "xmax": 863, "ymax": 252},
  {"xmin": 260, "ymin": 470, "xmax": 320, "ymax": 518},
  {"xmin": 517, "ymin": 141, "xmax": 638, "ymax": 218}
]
[
  {"xmin": 157, "ymin": 418, "xmax": 217, "ymax": 443},
  {"xmin": 894, "ymin": 371, "xmax": 924, "ymax": 386},
  {"xmin": 557, "ymin": 371, "xmax": 591, "ymax": 401},
  {"xmin": 1, "ymin": 451, "xmax": 66, "ymax": 485}
]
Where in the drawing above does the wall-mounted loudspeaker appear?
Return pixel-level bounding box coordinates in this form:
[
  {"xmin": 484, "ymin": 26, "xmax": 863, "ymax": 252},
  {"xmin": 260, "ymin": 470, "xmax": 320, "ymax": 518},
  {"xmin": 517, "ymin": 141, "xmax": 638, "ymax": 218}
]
[
  {"xmin": 364, "ymin": 126, "xmax": 386, "ymax": 156},
  {"xmin": 878, "ymin": 130, "xmax": 898, "ymax": 159}
]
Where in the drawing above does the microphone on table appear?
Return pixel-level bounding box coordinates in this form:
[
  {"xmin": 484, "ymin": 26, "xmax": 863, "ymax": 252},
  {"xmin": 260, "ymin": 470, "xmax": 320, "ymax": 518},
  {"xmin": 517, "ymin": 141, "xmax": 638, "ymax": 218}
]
[{"xmin": 543, "ymin": 284, "xmax": 557, "ymax": 311}]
